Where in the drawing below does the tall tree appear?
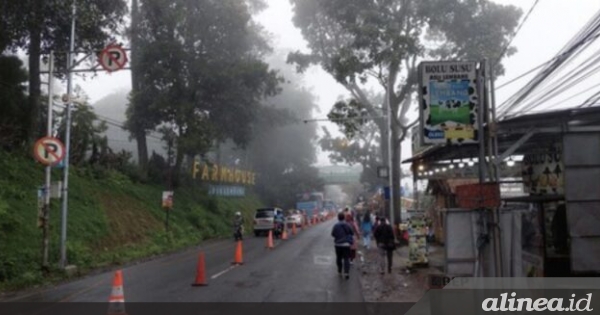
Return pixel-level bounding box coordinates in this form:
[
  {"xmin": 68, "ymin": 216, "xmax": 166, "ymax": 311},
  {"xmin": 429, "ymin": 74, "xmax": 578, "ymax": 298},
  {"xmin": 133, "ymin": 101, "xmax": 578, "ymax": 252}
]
[
  {"xmin": 2, "ymin": 0, "xmax": 127, "ymax": 145},
  {"xmin": 127, "ymin": 0, "xmax": 150, "ymax": 175},
  {"xmin": 288, "ymin": 0, "xmax": 521, "ymax": 222},
  {"xmin": 0, "ymin": 56, "xmax": 28, "ymax": 150},
  {"xmin": 126, "ymin": 0, "xmax": 281, "ymax": 179}
]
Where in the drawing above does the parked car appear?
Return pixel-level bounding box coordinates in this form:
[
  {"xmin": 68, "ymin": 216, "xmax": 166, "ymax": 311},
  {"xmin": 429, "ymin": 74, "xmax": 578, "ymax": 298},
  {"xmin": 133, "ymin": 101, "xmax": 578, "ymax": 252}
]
[
  {"xmin": 285, "ymin": 210, "xmax": 304, "ymax": 228},
  {"xmin": 253, "ymin": 207, "xmax": 283, "ymax": 236}
]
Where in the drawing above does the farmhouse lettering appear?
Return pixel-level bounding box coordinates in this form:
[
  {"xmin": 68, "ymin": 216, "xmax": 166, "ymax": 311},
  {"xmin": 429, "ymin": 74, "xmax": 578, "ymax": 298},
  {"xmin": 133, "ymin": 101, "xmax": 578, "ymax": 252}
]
[{"xmin": 192, "ymin": 161, "xmax": 256, "ymax": 186}]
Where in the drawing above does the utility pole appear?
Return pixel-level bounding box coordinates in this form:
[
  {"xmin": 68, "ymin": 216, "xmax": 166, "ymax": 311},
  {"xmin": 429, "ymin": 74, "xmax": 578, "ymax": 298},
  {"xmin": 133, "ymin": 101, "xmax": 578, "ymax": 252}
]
[
  {"xmin": 487, "ymin": 59, "xmax": 504, "ymax": 277},
  {"xmin": 41, "ymin": 51, "xmax": 54, "ymax": 273},
  {"xmin": 59, "ymin": 1, "xmax": 77, "ymax": 269}
]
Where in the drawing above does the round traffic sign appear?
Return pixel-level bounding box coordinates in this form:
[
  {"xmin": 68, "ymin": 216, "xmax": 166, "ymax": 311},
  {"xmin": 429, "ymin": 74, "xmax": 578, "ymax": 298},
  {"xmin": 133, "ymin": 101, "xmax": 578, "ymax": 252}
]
[
  {"xmin": 33, "ymin": 137, "xmax": 66, "ymax": 166},
  {"xmin": 98, "ymin": 44, "xmax": 128, "ymax": 72}
]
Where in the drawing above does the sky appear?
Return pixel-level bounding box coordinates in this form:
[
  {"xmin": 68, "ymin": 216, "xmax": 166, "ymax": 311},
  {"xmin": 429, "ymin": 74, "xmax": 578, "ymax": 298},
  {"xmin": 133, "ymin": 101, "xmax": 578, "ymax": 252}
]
[{"xmin": 71, "ymin": 0, "xmax": 600, "ymax": 168}]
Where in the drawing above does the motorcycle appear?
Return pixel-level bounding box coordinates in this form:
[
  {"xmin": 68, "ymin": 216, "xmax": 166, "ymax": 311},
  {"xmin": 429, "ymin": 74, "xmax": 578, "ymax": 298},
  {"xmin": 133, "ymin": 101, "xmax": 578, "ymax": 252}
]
[{"xmin": 273, "ymin": 221, "xmax": 284, "ymax": 239}]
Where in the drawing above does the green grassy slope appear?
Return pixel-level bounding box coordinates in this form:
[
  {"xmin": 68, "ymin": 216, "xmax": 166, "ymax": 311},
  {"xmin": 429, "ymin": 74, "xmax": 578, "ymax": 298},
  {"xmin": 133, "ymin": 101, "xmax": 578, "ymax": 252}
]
[{"xmin": 0, "ymin": 152, "xmax": 262, "ymax": 291}]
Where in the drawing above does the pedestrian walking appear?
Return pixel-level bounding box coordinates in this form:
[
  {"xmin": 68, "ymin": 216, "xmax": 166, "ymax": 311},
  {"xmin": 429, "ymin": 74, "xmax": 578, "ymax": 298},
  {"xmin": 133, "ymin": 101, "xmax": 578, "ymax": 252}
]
[
  {"xmin": 374, "ymin": 216, "xmax": 396, "ymax": 274},
  {"xmin": 361, "ymin": 211, "xmax": 373, "ymax": 250},
  {"xmin": 331, "ymin": 212, "xmax": 354, "ymax": 279},
  {"xmin": 345, "ymin": 212, "xmax": 360, "ymax": 264}
]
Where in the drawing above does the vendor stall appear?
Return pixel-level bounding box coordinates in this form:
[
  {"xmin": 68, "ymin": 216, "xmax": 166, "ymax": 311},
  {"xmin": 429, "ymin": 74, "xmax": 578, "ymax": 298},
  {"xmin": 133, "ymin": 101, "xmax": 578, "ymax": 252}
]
[{"xmin": 405, "ymin": 106, "xmax": 600, "ymax": 276}]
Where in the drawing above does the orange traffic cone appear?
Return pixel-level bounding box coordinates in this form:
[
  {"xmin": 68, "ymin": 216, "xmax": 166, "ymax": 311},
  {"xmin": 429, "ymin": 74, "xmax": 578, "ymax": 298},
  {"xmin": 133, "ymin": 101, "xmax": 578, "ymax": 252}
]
[
  {"xmin": 266, "ymin": 230, "xmax": 274, "ymax": 249},
  {"xmin": 292, "ymin": 223, "xmax": 297, "ymax": 235},
  {"xmin": 282, "ymin": 228, "xmax": 288, "ymax": 240},
  {"xmin": 232, "ymin": 240, "xmax": 244, "ymax": 265},
  {"xmin": 108, "ymin": 270, "xmax": 127, "ymax": 315},
  {"xmin": 191, "ymin": 252, "xmax": 208, "ymax": 286}
]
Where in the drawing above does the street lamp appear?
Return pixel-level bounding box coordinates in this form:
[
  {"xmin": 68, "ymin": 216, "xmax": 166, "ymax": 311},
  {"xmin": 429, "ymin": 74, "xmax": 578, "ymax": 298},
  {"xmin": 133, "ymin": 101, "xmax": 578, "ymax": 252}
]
[{"xmin": 468, "ymin": 158, "xmax": 475, "ymax": 167}]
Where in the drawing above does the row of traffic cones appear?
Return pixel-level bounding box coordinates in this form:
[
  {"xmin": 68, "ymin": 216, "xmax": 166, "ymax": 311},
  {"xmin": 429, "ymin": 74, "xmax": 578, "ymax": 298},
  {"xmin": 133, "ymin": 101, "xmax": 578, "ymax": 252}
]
[
  {"xmin": 107, "ymin": 221, "xmax": 318, "ymax": 304},
  {"xmin": 191, "ymin": 239, "xmax": 245, "ymax": 287},
  {"xmin": 194, "ymin": 218, "xmax": 326, "ymax": 286}
]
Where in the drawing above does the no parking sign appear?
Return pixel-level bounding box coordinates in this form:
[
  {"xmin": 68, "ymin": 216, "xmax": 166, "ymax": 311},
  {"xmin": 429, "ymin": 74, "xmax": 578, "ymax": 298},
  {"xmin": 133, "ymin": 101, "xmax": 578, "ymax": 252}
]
[
  {"xmin": 33, "ymin": 137, "xmax": 65, "ymax": 166},
  {"xmin": 98, "ymin": 44, "xmax": 128, "ymax": 72}
]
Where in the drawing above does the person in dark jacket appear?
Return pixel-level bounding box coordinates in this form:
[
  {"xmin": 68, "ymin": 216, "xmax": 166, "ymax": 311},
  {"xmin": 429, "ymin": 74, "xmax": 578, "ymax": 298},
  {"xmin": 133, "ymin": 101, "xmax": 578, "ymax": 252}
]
[
  {"xmin": 374, "ymin": 216, "xmax": 395, "ymax": 274},
  {"xmin": 331, "ymin": 212, "xmax": 354, "ymax": 279},
  {"xmin": 345, "ymin": 212, "xmax": 360, "ymax": 264}
]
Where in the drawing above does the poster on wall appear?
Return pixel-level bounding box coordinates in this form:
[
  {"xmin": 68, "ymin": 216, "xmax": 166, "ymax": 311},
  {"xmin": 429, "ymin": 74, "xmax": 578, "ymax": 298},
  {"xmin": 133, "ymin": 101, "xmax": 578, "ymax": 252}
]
[
  {"xmin": 521, "ymin": 144, "xmax": 564, "ymax": 195},
  {"xmin": 418, "ymin": 61, "xmax": 479, "ymax": 145}
]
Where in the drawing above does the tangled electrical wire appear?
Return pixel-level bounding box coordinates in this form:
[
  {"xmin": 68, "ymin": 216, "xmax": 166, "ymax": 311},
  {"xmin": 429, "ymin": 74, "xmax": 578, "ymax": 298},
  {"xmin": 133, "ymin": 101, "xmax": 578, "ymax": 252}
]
[{"xmin": 498, "ymin": 8, "xmax": 600, "ymax": 118}]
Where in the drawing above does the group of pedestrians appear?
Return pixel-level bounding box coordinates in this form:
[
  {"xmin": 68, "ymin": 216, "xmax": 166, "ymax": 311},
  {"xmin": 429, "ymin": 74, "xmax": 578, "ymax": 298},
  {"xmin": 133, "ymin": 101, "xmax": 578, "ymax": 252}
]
[{"xmin": 331, "ymin": 207, "xmax": 396, "ymax": 279}]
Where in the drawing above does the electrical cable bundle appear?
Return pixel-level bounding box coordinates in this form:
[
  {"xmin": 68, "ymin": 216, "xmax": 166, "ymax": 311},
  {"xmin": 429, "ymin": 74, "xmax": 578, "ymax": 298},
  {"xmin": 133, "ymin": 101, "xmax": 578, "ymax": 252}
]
[{"xmin": 498, "ymin": 8, "xmax": 600, "ymax": 118}]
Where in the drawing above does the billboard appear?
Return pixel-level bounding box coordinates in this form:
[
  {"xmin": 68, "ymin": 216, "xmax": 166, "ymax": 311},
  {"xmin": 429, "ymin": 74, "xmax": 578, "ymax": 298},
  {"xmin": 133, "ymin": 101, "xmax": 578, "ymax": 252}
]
[{"xmin": 418, "ymin": 61, "xmax": 479, "ymax": 144}]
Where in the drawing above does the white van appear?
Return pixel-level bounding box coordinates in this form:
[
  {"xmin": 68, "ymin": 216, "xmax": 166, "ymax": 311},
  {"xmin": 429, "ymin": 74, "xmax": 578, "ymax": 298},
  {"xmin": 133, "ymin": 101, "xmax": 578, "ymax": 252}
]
[{"xmin": 253, "ymin": 207, "xmax": 283, "ymax": 236}]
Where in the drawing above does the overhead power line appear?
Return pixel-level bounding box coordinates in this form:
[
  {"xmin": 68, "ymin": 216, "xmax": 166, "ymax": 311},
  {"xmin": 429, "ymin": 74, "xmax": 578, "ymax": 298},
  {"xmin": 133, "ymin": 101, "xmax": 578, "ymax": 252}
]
[
  {"xmin": 494, "ymin": 0, "xmax": 541, "ymax": 67},
  {"xmin": 498, "ymin": 8, "xmax": 600, "ymax": 118}
]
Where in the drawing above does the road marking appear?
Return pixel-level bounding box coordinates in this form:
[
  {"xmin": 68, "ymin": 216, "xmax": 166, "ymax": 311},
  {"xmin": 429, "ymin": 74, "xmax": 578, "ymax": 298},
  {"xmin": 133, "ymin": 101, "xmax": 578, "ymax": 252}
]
[{"xmin": 211, "ymin": 265, "xmax": 237, "ymax": 280}]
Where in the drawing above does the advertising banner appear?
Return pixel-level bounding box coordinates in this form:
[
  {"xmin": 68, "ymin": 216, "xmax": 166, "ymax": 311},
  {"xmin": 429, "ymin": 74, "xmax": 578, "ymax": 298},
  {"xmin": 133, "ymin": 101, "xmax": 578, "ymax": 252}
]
[{"xmin": 419, "ymin": 61, "xmax": 479, "ymax": 145}]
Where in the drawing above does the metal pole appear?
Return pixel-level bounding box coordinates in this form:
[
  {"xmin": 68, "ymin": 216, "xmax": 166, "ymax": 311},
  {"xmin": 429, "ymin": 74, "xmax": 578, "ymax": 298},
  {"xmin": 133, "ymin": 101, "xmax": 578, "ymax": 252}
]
[
  {"xmin": 41, "ymin": 51, "xmax": 54, "ymax": 272},
  {"xmin": 387, "ymin": 97, "xmax": 395, "ymax": 224},
  {"xmin": 489, "ymin": 61, "xmax": 504, "ymax": 278},
  {"xmin": 474, "ymin": 61, "xmax": 487, "ymax": 278},
  {"xmin": 477, "ymin": 63, "xmax": 487, "ymax": 184},
  {"xmin": 59, "ymin": 1, "xmax": 77, "ymax": 269}
]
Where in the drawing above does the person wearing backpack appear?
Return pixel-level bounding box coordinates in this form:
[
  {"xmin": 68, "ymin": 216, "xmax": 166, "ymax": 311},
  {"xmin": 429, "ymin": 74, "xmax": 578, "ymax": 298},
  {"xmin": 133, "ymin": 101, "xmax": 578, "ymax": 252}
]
[{"xmin": 331, "ymin": 212, "xmax": 354, "ymax": 279}]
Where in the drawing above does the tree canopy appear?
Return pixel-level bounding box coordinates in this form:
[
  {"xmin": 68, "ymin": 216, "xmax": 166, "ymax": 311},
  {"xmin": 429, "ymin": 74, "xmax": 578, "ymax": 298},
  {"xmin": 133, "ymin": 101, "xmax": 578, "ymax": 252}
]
[
  {"xmin": 1, "ymin": 0, "xmax": 127, "ymax": 144},
  {"xmin": 126, "ymin": 0, "xmax": 282, "ymax": 175}
]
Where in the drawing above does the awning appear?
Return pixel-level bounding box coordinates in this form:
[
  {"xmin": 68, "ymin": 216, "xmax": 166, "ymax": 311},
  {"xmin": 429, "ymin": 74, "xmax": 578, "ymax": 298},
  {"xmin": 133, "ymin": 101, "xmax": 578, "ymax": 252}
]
[{"xmin": 404, "ymin": 106, "xmax": 600, "ymax": 166}]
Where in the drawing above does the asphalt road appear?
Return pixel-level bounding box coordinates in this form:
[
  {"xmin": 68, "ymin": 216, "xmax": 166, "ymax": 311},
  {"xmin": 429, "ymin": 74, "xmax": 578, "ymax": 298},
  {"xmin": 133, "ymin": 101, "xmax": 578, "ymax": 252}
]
[{"xmin": 3, "ymin": 218, "xmax": 364, "ymax": 302}]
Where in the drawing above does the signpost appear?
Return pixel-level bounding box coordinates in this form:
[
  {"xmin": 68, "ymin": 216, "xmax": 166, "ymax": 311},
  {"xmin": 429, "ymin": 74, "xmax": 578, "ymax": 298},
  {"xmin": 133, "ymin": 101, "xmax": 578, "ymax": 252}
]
[
  {"xmin": 98, "ymin": 44, "xmax": 128, "ymax": 72},
  {"xmin": 59, "ymin": 35, "xmax": 130, "ymax": 268},
  {"xmin": 162, "ymin": 191, "xmax": 174, "ymax": 232}
]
